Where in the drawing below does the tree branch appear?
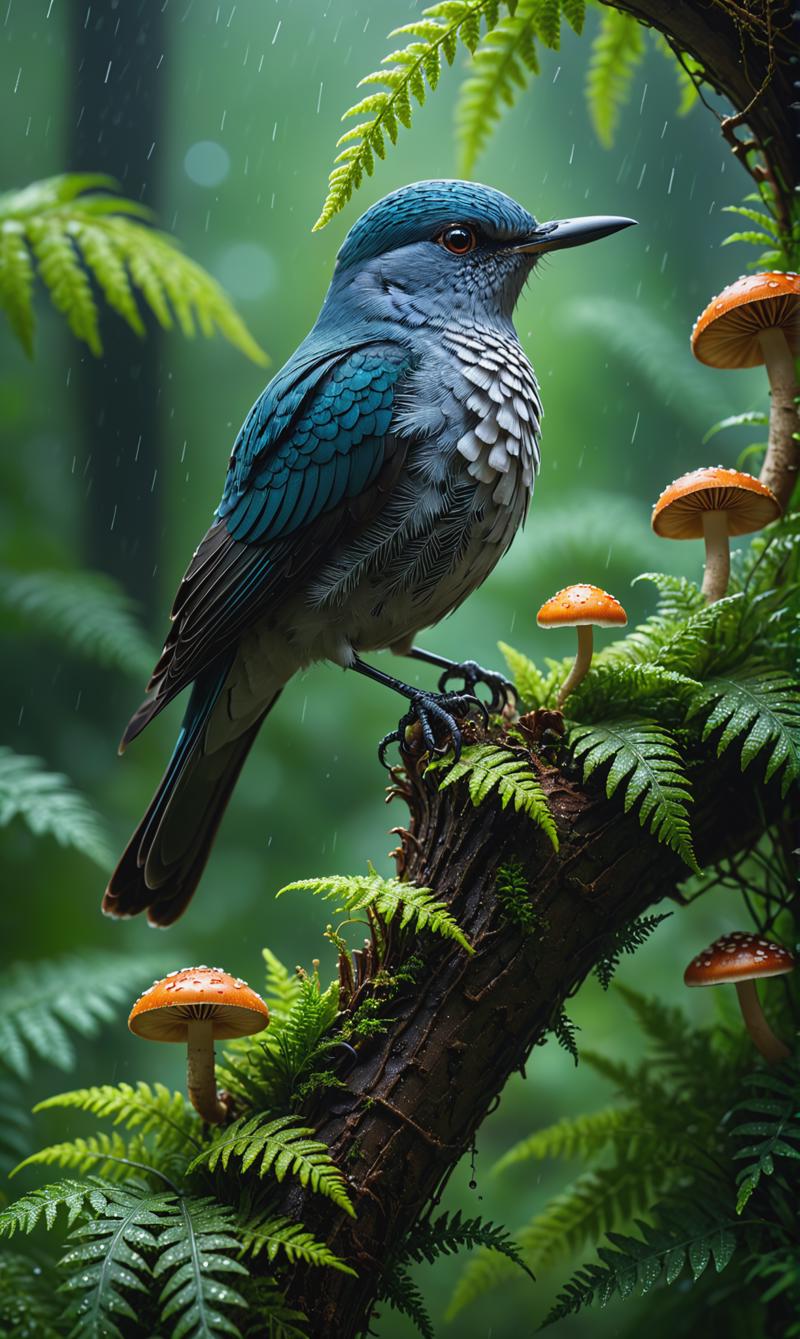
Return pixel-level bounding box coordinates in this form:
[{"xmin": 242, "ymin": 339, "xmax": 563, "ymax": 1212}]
[{"xmin": 278, "ymin": 740, "xmax": 778, "ymax": 1337}]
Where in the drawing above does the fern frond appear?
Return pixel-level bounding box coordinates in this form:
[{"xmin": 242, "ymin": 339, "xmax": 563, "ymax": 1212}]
[
  {"xmin": 585, "ymin": 7, "xmax": 644, "ymax": 148},
  {"xmin": 730, "ymin": 1067, "xmax": 800, "ymax": 1212},
  {"xmin": 551, "ymin": 1009, "xmax": 580, "ymax": 1064},
  {"xmin": 568, "ymin": 719, "xmax": 698, "ymax": 870},
  {"xmin": 493, "ymin": 1105, "xmax": 639, "ymax": 1173},
  {"xmin": 241, "ymin": 1282, "xmax": 308, "ymax": 1339},
  {"xmin": 498, "ymin": 641, "xmax": 558, "ymax": 709},
  {"xmin": 13, "ymin": 1130, "xmax": 157, "ymax": 1183},
  {"xmin": 0, "ymin": 569, "xmax": 155, "ymax": 677},
  {"xmin": 495, "ymin": 859, "xmax": 544, "ymax": 936},
  {"xmin": 448, "ymin": 1159, "xmax": 667, "ymax": 1318},
  {"xmin": 152, "ymin": 1195, "xmax": 248, "ymax": 1339},
  {"xmin": 0, "ymin": 1249, "xmax": 62, "ymax": 1338},
  {"xmin": 240, "ymin": 1212, "xmax": 355, "ymax": 1273},
  {"xmin": 262, "ymin": 949, "xmax": 305, "ymax": 1023},
  {"xmin": 432, "ymin": 743, "xmax": 559, "ymax": 849},
  {"xmin": 0, "ymin": 746, "xmax": 111, "ymax": 870},
  {"xmin": 654, "ymin": 35, "xmax": 700, "ymax": 115},
  {"xmin": 0, "ymin": 174, "xmax": 266, "ymax": 362},
  {"xmin": 188, "ymin": 1115, "xmax": 354, "ymax": 1217},
  {"xmin": 379, "ymin": 1265, "xmax": 433, "ymax": 1339},
  {"xmin": 456, "ymin": 0, "xmax": 540, "ymax": 173},
  {"xmin": 314, "ymin": 0, "xmax": 508, "ymax": 229},
  {"xmin": 34, "ymin": 1082, "xmax": 199, "ymax": 1153},
  {"xmin": 279, "ymin": 867, "xmax": 472, "ymax": 953},
  {"xmin": 0, "ymin": 953, "xmax": 166, "ymax": 1079},
  {"xmin": 0, "ymin": 1076, "xmax": 32, "ymax": 1175},
  {"xmin": 544, "ymin": 1198, "xmax": 739, "ymax": 1324},
  {"xmin": 593, "ymin": 912, "xmax": 672, "ymax": 989},
  {"xmin": 0, "ymin": 1178, "xmax": 110, "ymax": 1238},
  {"xmin": 688, "ymin": 666, "xmax": 800, "ymax": 795}
]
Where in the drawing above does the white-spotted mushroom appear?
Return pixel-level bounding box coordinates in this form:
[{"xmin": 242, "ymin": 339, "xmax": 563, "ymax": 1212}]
[
  {"xmin": 684, "ymin": 932, "xmax": 795, "ymax": 1064},
  {"xmin": 536, "ymin": 584, "xmax": 627, "ymax": 708},
  {"xmin": 128, "ymin": 966, "xmax": 269, "ymax": 1123}
]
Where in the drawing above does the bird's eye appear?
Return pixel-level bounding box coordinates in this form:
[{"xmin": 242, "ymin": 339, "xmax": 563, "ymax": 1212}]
[{"xmin": 436, "ymin": 224, "xmax": 477, "ymax": 255}]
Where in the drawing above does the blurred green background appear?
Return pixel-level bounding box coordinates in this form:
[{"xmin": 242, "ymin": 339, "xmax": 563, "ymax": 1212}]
[{"xmin": 0, "ymin": 1, "xmax": 770, "ymax": 1333}]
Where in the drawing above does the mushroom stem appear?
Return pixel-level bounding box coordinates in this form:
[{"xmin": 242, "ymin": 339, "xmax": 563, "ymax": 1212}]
[
  {"xmin": 700, "ymin": 511, "xmax": 731, "ymax": 603},
  {"xmin": 758, "ymin": 327, "xmax": 798, "ymax": 512},
  {"xmin": 186, "ymin": 1019, "xmax": 228, "ymax": 1124},
  {"xmin": 734, "ymin": 978, "xmax": 790, "ymax": 1065},
  {"xmin": 557, "ymin": 625, "xmax": 593, "ymax": 708}
]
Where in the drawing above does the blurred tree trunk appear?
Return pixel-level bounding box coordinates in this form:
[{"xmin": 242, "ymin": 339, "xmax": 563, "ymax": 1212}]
[{"xmin": 68, "ymin": 0, "xmax": 168, "ymax": 616}]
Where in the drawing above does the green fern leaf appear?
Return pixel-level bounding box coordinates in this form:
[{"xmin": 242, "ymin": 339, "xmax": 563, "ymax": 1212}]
[
  {"xmin": 730, "ymin": 1067, "xmax": 800, "ymax": 1212},
  {"xmin": 544, "ymin": 1199, "xmax": 739, "ymax": 1324},
  {"xmin": 13, "ymin": 1130, "xmax": 157, "ymax": 1183},
  {"xmin": 432, "ymin": 743, "xmax": 559, "ymax": 849},
  {"xmin": 493, "ymin": 1105, "xmax": 639, "ymax": 1173},
  {"xmin": 585, "ymin": 7, "xmax": 644, "ymax": 148},
  {"xmin": 0, "ymin": 174, "xmax": 265, "ymax": 362},
  {"xmin": 380, "ymin": 1265, "xmax": 434, "ymax": 1339},
  {"xmin": 0, "ymin": 568, "xmax": 155, "ymax": 677},
  {"xmin": 0, "ymin": 953, "xmax": 166, "ymax": 1079},
  {"xmin": 688, "ymin": 666, "xmax": 800, "ymax": 795},
  {"xmin": 0, "ymin": 747, "xmax": 111, "ymax": 869},
  {"xmin": 0, "ymin": 1249, "xmax": 62, "ymax": 1339},
  {"xmin": 153, "ymin": 1195, "xmax": 248, "ymax": 1339},
  {"xmin": 315, "ymin": 0, "xmax": 508, "ymax": 228},
  {"xmin": 241, "ymin": 1282, "xmax": 308, "ymax": 1339},
  {"xmin": 534, "ymin": 0, "xmax": 561, "ymax": 48},
  {"xmin": 568, "ymin": 719, "xmax": 698, "ymax": 870},
  {"xmin": 0, "ymin": 1178, "xmax": 110, "ymax": 1238},
  {"xmin": 593, "ymin": 913, "xmax": 672, "ymax": 989},
  {"xmin": 561, "ymin": 0, "xmax": 585, "ymax": 34},
  {"xmin": 279, "ymin": 867, "xmax": 472, "ymax": 952},
  {"xmin": 448, "ymin": 1159, "xmax": 667, "ymax": 1318},
  {"xmin": 240, "ymin": 1212, "xmax": 355, "ymax": 1273},
  {"xmin": 262, "ymin": 948, "xmax": 305, "ymax": 1022},
  {"xmin": 34, "ymin": 1081, "xmax": 199, "ymax": 1153},
  {"xmin": 456, "ymin": 0, "xmax": 540, "ymax": 173},
  {"xmin": 0, "ymin": 1077, "xmax": 32, "ymax": 1176},
  {"xmin": 498, "ymin": 641, "xmax": 559, "ymax": 709},
  {"xmin": 188, "ymin": 1114, "xmax": 354, "ymax": 1218}
]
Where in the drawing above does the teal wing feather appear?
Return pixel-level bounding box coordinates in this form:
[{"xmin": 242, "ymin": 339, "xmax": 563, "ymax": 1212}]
[{"xmin": 125, "ymin": 342, "xmax": 412, "ymax": 738}]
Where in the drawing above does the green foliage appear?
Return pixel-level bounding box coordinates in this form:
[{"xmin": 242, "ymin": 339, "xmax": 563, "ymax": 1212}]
[
  {"xmin": 379, "ymin": 1265, "xmax": 434, "ymax": 1339},
  {"xmin": 430, "ymin": 742, "xmax": 559, "ymax": 848},
  {"xmin": 0, "ymin": 568, "xmax": 155, "ymax": 678},
  {"xmin": 0, "ymin": 174, "xmax": 266, "ymax": 361},
  {"xmin": 0, "ymin": 1249, "xmax": 61, "ymax": 1339},
  {"xmin": 593, "ymin": 913, "xmax": 671, "ymax": 990},
  {"xmin": 493, "ymin": 1104, "xmax": 638, "ymax": 1174},
  {"xmin": 550, "ymin": 1009, "xmax": 579, "ymax": 1064},
  {"xmin": 585, "ymin": 7, "xmax": 644, "ymax": 148},
  {"xmin": 314, "ymin": 0, "xmax": 510, "ymax": 229},
  {"xmin": 544, "ymin": 1196, "xmax": 738, "ymax": 1324},
  {"xmin": 688, "ymin": 666, "xmax": 800, "ymax": 796},
  {"xmin": 279, "ymin": 866, "xmax": 472, "ymax": 952},
  {"xmin": 0, "ymin": 746, "xmax": 112, "ymax": 870},
  {"xmin": 0, "ymin": 1178, "xmax": 111, "ymax": 1238},
  {"xmin": 494, "ymin": 858, "xmax": 544, "ymax": 935},
  {"xmin": 240, "ymin": 1212, "xmax": 355, "ymax": 1274},
  {"xmin": 188, "ymin": 1114, "xmax": 355, "ymax": 1218},
  {"xmin": 498, "ymin": 640, "xmax": 559, "ymax": 709},
  {"xmin": 730, "ymin": 1066, "xmax": 800, "ymax": 1212},
  {"xmin": 569, "ymin": 719, "xmax": 698, "ymax": 870},
  {"xmin": 33, "ymin": 1082, "xmax": 199, "ymax": 1154},
  {"xmin": 0, "ymin": 953, "xmax": 166, "ymax": 1079}
]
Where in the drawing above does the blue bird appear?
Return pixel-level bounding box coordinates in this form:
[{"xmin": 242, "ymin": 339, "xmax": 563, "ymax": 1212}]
[{"xmin": 104, "ymin": 180, "xmax": 634, "ymax": 926}]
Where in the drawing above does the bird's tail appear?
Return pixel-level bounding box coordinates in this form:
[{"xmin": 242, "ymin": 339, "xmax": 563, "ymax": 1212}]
[{"xmin": 103, "ymin": 657, "xmax": 282, "ymax": 927}]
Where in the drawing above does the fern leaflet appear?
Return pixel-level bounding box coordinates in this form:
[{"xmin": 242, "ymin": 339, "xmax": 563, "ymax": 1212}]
[
  {"xmin": 0, "ymin": 1178, "xmax": 110, "ymax": 1238},
  {"xmin": 13, "ymin": 1130, "xmax": 158, "ymax": 1183},
  {"xmin": 0, "ymin": 746, "xmax": 112, "ymax": 870},
  {"xmin": 729, "ymin": 1067, "xmax": 800, "ymax": 1212},
  {"xmin": 152, "ymin": 1196, "xmax": 248, "ymax": 1339},
  {"xmin": 34, "ymin": 1081, "xmax": 200, "ymax": 1152},
  {"xmin": 456, "ymin": 0, "xmax": 541, "ymax": 173},
  {"xmin": 688, "ymin": 666, "xmax": 800, "ymax": 795},
  {"xmin": 585, "ymin": 7, "xmax": 644, "ymax": 148},
  {"xmin": 568, "ymin": 719, "xmax": 699, "ymax": 870},
  {"xmin": 279, "ymin": 867, "xmax": 472, "ymax": 952},
  {"xmin": 0, "ymin": 1250, "xmax": 62, "ymax": 1339},
  {"xmin": 0, "ymin": 174, "xmax": 265, "ymax": 361},
  {"xmin": 188, "ymin": 1114, "xmax": 354, "ymax": 1217},
  {"xmin": 431, "ymin": 743, "xmax": 559, "ymax": 848},
  {"xmin": 240, "ymin": 1213, "xmax": 355, "ymax": 1273},
  {"xmin": 493, "ymin": 1105, "xmax": 638, "ymax": 1173}
]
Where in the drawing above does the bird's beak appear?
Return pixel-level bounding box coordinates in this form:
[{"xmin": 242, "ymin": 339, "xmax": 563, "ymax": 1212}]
[{"xmin": 512, "ymin": 215, "xmax": 637, "ymax": 254}]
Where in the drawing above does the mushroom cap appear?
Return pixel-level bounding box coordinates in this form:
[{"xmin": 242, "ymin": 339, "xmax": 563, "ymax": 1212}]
[
  {"xmin": 128, "ymin": 966, "xmax": 269, "ymax": 1042},
  {"xmin": 652, "ymin": 467, "xmax": 781, "ymax": 540},
  {"xmin": 684, "ymin": 932, "xmax": 795, "ymax": 987},
  {"xmin": 691, "ymin": 271, "xmax": 800, "ymax": 369},
  {"xmin": 537, "ymin": 584, "xmax": 627, "ymax": 629}
]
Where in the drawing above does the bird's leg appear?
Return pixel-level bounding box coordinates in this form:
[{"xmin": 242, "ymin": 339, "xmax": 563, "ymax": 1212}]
[
  {"xmin": 404, "ymin": 646, "xmax": 517, "ymax": 714},
  {"xmin": 350, "ymin": 656, "xmax": 488, "ymax": 767}
]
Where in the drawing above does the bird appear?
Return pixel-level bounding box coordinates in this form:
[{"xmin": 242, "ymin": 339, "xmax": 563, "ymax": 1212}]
[{"xmin": 104, "ymin": 179, "xmax": 635, "ymax": 927}]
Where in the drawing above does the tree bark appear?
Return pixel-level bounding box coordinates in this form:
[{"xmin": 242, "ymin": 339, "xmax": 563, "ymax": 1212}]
[{"xmin": 278, "ymin": 741, "xmax": 778, "ymax": 1337}]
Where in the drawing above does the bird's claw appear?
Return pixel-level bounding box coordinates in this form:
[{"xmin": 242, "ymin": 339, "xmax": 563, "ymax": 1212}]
[
  {"xmin": 378, "ymin": 690, "xmax": 488, "ymax": 768},
  {"xmin": 436, "ymin": 659, "xmax": 517, "ymax": 714}
]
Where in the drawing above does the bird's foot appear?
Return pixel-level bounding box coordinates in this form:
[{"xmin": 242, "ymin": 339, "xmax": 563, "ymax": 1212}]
[
  {"xmin": 436, "ymin": 659, "xmax": 517, "ymax": 714},
  {"xmin": 378, "ymin": 690, "xmax": 488, "ymax": 768}
]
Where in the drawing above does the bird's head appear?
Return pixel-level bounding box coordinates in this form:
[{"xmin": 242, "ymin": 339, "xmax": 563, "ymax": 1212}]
[{"xmin": 325, "ymin": 180, "xmax": 635, "ymax": 323}]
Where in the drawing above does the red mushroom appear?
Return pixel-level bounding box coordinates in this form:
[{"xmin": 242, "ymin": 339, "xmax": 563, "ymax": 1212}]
[{"xmin": 684, "ymin": 932, "xmax": 795, "ymax": 1064}]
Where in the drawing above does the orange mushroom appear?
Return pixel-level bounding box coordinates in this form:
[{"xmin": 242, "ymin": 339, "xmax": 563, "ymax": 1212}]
[
  {"xmin": 691, "ymin": 272, "xmax": 800, "ymax": 510},
  {"xmin": 537, "ymin": 584, "xmax": 627, "ymax": 708},
  {"xmin": 652, "ymin": 467, "xmax": 780, "ymax": 603},
  {"xmin": 129, "ymin": 966, "xmax": 269, "ymax": 1124}
]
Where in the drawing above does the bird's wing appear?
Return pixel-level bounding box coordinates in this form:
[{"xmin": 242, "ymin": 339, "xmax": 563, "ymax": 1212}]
[{"xmin": 123, "ymin": 341, "xmax": 413, "ymax": 744}]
